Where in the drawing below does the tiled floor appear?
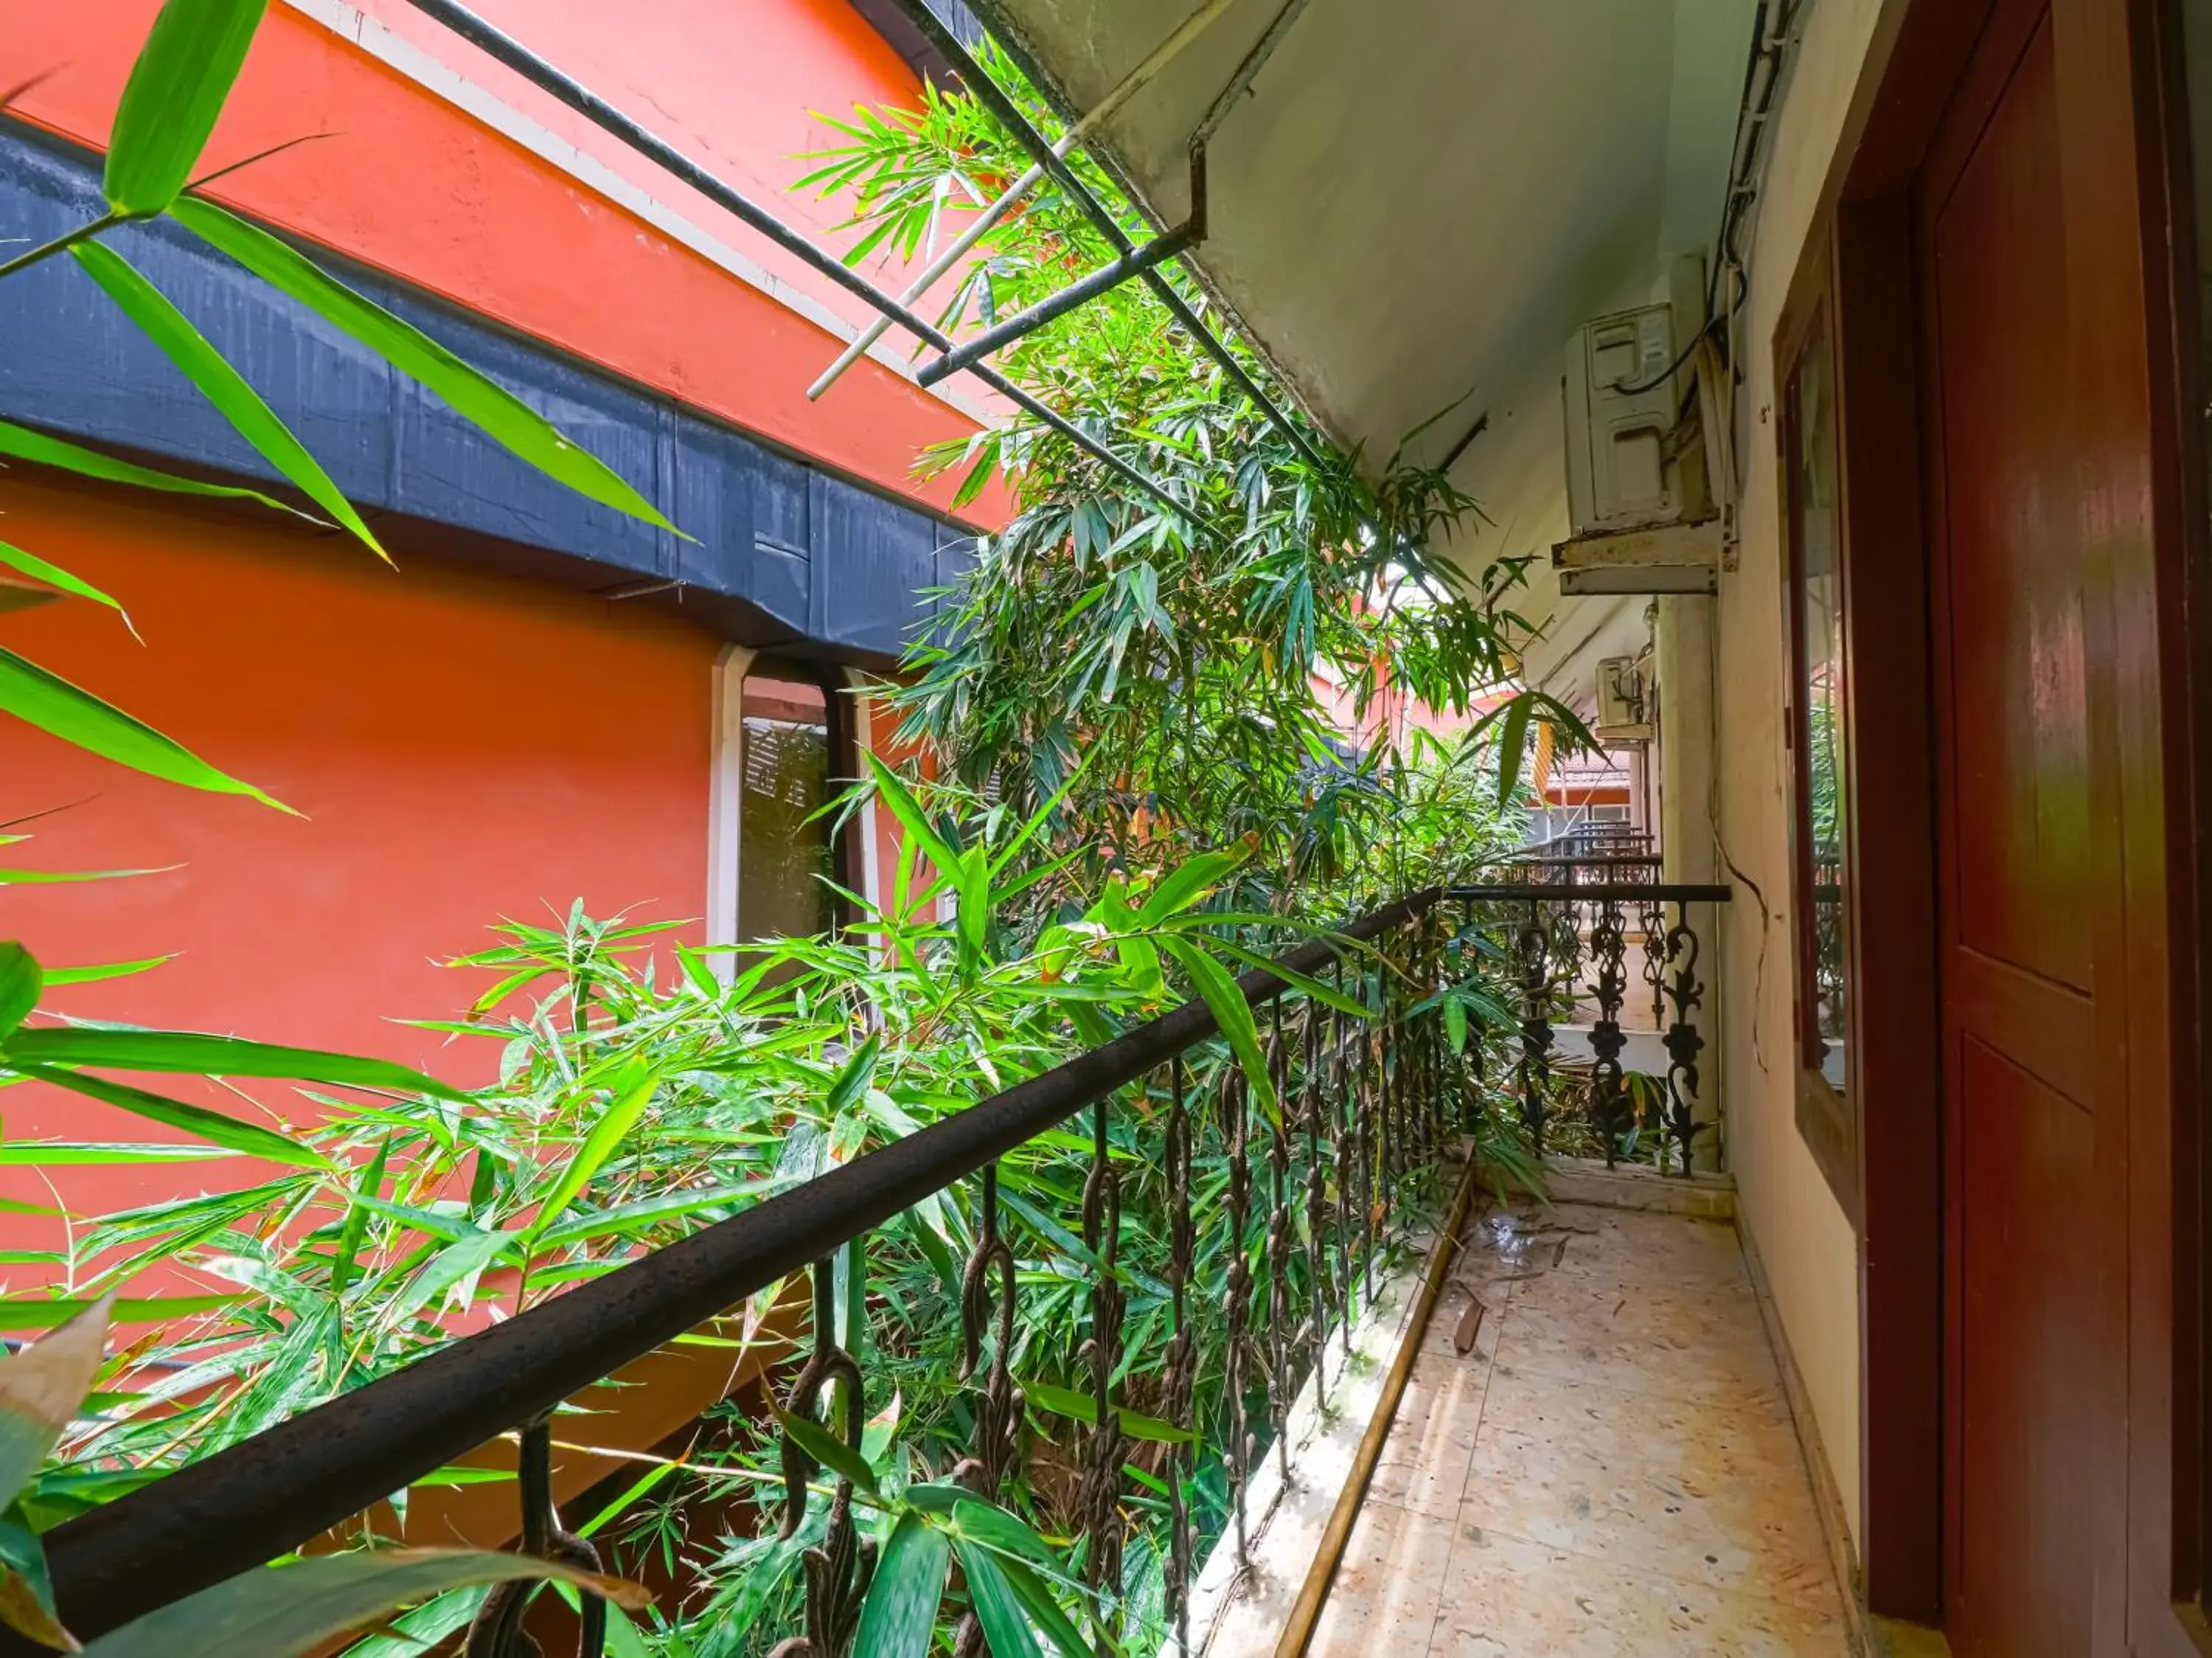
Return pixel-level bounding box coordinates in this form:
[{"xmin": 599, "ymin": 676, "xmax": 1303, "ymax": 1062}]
[{"xmin": 1310, "ymin": 1202, "xmax": 1852, "ymax": 1657}]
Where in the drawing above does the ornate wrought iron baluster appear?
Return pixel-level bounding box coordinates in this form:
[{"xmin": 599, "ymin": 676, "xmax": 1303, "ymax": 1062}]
[
  {"xmin": 1077, "ymin": 1094, "xmax": 1127, "ymax": 1624},
  {"xmin": 1265, "ymin": 1000, "xmax": 1295, "ymax": 1485},
  {"xmin": 1588, "ymin": 892, "xmax": 1631, "ymax": 1165},
  {"xmin": 1161, "ymin": 1059, "xmax": 1197, "ymax": 1657},
  {"xmin": 951, "ymin": 1165, "xmax": 1020, "ymax": 1658},
  {"xmin": 1357, "ymin": 978, "xmax": 1379, "ymax": 1307},
  {"xmin": 1641, "ymin": 894, "xmax": 1668, "ymax": 1029},
  {"xmin": 1514, "ymin": 904, "xmax": 1555, "ymax": 1154},
  {"xmin": 1662, "ymin": 903, "xmax": 1711, "ymax": 1176},
  {"xmin": 1222, "ymin": 1067, "xmax": 1254, "ymax": 1567},
  {"xmin": 768, "ymin": 1263, "xmax": 871, "ymax": 1658},
  {"xmin": 464, "ymin": 1411, "xmax": 608, "ymax": 1658},
  {"xmin": 1302, "ymin": 996, "xmax": 1331, "ymax": 1408},
  {"xmin": 1329, "ymin": 974, "xmax": 1356, "ymax": 1357},
  {"xmin": 1453, "ymin": 898, "xmax": 1481, "ymax": 1131}
]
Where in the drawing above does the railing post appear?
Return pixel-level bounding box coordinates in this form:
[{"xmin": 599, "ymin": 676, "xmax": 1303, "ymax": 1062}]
[
  {"xmin": 1265, "ymin": 999, "xmax": 1295, "ymax": 1487},
  {"xmin": 1662, "ymin": 902, "xmax": 1711, "ymax": 1177},
  {"xmin": 463, "ymin": 1412, "xmax": 606, "ymax": 1658},
  {"xmin": 1588, "ymin": 891, "xmax": 1631, "ymax": 1166},
  {"xmin": 1222, "ymin": 1067, "xmax": 1254, "ymax": 1569},
  {"xmin": 1301, "ymin": 996, "xmax": 1330, "ymax": 1409},
  {"xmin": 1077, "ymin": 1095, "xmax": 1127, "ymax": 1628},
  {"xmin": 1514, "ymin": 902, "xmax": 1555, "ymax": 1154},
  {"xmin": 771, "ymin": 1264, "xmax": 870, "ymax": 1658},
  {"xmin": 1161, "ymin": 1060, "xmax": 1196, "ymax": 1658},
  {"xmin": 952, "ymin": 1164, "xmax": 1019, "ymax": 1658},
  {"xmin": 1329, "ymin": 968, "xmax": 1356, "ymax": 1359}
]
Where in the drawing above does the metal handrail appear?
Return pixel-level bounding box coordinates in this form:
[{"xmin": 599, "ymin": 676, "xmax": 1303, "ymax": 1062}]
[
  {"xmin": 23, "ymin": 889, "xmax": 1434, "ymax": 1641},
  {"xmin": 17, "ymin": 877, "xmax": 1732, "ymax": 1646}
]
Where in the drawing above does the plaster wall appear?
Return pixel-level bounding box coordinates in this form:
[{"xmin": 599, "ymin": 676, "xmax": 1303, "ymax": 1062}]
[{"xmin": 1713, "ymin": 0, "xmax": 1886, "ymax": 1562}]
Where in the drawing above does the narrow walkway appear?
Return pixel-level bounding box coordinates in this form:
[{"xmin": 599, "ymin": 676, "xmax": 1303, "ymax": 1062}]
[{"xmin": 1312, "ymin": 1203, "xmax": 1851, "ymax": 1657}]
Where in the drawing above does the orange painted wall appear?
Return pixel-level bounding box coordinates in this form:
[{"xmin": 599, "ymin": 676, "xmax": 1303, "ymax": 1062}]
[
  {"xmin": 0, "ymin": 479, "xmax": 718, "ymax": 1223},
  {"xmin": 4, "ymin": 0, "xmax": 1013, "ymax": 524}
]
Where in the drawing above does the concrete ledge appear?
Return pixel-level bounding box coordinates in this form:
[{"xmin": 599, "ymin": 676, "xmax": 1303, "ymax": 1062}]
[
  {"xmin": 1478, "ymin": 1155, "xmax": 1737, "ymax": 1219},
  {"xmin": 1172, "ymin": 1246, "xmax": 1430, "ymax": 1657}
]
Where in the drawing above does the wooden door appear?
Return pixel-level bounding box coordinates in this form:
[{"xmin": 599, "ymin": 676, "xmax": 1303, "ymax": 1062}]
[{"xmin": 1919, "ymin": 7, "xmax": 2134, "ymax": 1653}]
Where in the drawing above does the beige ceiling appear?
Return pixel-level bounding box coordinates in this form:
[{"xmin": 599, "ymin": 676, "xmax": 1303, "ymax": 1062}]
[{"xmin": 964, "ymin": 0, "xmax": 1759, "ymax": 703}]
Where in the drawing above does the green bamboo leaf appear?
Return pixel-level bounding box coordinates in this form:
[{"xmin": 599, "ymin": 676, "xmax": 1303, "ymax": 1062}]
[
  {"xmin": 0, "ymin": 543, "xmax": 133, "ymax": 637},
  {"xmin": 1135, "ymin": 846, "xmax": 1248, "ymax": 925},
  {"xmin": 0, "ymin": 1297, "xmax": 111, "ymax": 1508},
  {"xmin": 170, "ymin": 199, "xmax": 682, "ymax": 535},
  {"xmin": 532, "ymin": 1180, "xmax": 763, "ymax": 1249},
  {"xmin": 1, "ymin": 1027, "xmax": 463, "ymax": 1100},
  {"xmin": 330, "ymin": 1135, "xmax": 391, "ymax": 1299},
  {"xmin": 941, "ymin": 1499, "xmax": 1062, "ymax": 1572},
  {"xmin": 0, "ymin": 867, "xmax": 167, "ymax": 887},
  {"xmin": 984, "ymin": 1553, "xmax": 1088, "ymax": 1658},
  {"xmin": 949, "ymin": 1540, "xmax": 1040, "ymax": 1658},
  {"xmin": 7, "ymin": 1064, "xmax": 329, "ymax": 1169},
  {"xmin": 0, "ymin": 947, "xmax": 36, "ymax": 1041},
  {"xmin": 1017, "ymin": 1378, "xmax": 1189, "ymax": 1444},
  {"xmin": 1444, "ymin": 993, "xmax": 1468, "ymax": 1054},
  {"xmin": 102, "ymin": 0, "xmax": 270, "ymax": 215},
  {"xmin": 1201, "ymin": 937, "xmax": 1369, "ymax": 1017},
  {"xmin": 1158, "ymin": 935, "xmax": 1276, "ymax": 1123},
  {"xmin": 526, "ymin": 1060, "xmax": 655, "ymax": 1241},
  {"xmin": 0, "ymin": 1498, "xmax": 71, "ymax": 1652},
  {"xmin": 0, "ymin": 1295, "xmax": 241, "ymax": 1331},
  {"xmin": 851, "ymin": 1510, "xmax": 949, "ymax": 1658},
  {"xmin": 0, "ymin": 1144, "xmax": 237, "ymax": 1166},
  {"xmin": 41, "ymin": 957, "xmax": 175, "ymax": 988},
  {"xmin": 824, "ymin": 1037, "xmax": 879, "ymax": 1121},
  {"xmin": 863, "ymin": 754, "xmax": 959, "ymax": 901},
  {"xmin": 70, "ymin": 243, "xmax": 386, "ymax": 559},
  {"xmin": 771, "ymin": 1405, "xmax": 877, "ymax": 1495},
  {"xmin": 78, "ymin": 1547, "xmax": 648, "ymax": 1658},
  {"xmin": 0, "ymin": 420, "xmax": 310, "ymax": 520},
  {"xmin": 0, "ymin": 647, "xmax": 289, "ymax": 811}
]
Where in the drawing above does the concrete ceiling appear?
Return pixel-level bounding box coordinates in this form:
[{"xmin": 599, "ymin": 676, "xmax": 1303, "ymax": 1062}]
[{"xmin": 963, "ymin": 0, "xmax": 1758, "ymax": 705}]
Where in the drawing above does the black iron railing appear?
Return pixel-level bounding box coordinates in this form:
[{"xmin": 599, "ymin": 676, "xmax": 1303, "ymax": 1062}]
[
  {"xmin": 5, "ymin": 879, "xmax": 1725, "ymax": 1656},
  {"xmin": 1447, "ymin": 883, "xmax": 1729, "ymax": 1172}
]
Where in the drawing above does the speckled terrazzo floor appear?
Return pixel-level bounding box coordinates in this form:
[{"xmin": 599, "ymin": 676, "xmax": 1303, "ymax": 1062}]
[{"xmin": 1310, "ymin": 1202, "xmax": 1852, "ymax": 1658}]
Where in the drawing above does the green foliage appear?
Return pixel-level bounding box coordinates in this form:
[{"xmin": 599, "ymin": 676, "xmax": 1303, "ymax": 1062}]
[{"xmin": 801, "ymin": 41, "xmax": 1582, "ymax": 909}]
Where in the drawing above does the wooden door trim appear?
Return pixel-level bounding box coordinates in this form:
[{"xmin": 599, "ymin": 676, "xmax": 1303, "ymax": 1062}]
[{"xmin": 1809, "ymin": 0, "xmax": 2202, "ymax": 1634}]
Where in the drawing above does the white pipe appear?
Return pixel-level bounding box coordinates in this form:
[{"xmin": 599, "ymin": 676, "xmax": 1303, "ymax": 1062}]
[{"xmin": 807, "ymin": 138, "xmax": 1070, "ymax": 400}]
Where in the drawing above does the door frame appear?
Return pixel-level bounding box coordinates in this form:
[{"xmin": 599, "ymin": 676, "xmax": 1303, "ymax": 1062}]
[{"xmin": 1775, "ymin": 0, "xmax": 2205, "ymax": 1640}]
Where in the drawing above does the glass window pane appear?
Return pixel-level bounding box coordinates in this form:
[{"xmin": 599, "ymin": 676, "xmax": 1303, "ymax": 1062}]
[
  {"xmin": 739, "ymin": 674, "xmax": 832, "ymax": 944},
  {"xmin": 1791, "ymin": 326, "xmax": 1849, "ymax": 1092}
]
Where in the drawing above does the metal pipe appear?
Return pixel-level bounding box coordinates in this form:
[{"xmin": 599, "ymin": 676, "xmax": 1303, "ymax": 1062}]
[
  {"xmin": 883, "ymin": 0, "xmax": 1326, "ymax": 468},
  {"xmin": 809, "ymin": 0, "xmax": 1237, "ymax": 400},
  {"xmin": 916, "ymin": 223, "xmax": 1195, "ymax": 386},
  {"xmin": 1191, "ymin": 0, "xmax": 1314, "ymax": 152},
  {"xmin": 397, "ymin": 0, "xmax": 1192, "ymax": 524},
  {"xmin": 805, "ymin": 139, "xmax": 1068, "ymax": 401},
  {"xmin": 23, "ymin": 892, "xmax": 1436, "ymax": 1645},
  {"xmin": 1443, "ymin": 882, "xmax": 1733, "ymax": 904}
]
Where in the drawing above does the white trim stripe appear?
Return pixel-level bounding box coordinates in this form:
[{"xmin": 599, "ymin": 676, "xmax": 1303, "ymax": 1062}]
[{"xmin": 279, "ymin": 0, "xmax": 1000, "ymax": 429}]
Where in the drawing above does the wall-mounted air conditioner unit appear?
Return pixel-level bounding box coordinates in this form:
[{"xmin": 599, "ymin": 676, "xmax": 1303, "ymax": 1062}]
[
  {"xmin": 1593, "ymin": 655, "xmax": 1655, "ymax": 744},
  {"xmin": 1555, "ymin": 302, "xmax": 1722, "ymax": 595},
  {"xmin": 1565, "ymin": 304, "xmax": 1682, "ymax": 536}
]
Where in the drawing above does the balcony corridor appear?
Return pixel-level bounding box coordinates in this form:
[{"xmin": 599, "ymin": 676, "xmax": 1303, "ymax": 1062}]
[{"xmin": 1197, "ymin": 1199, "xmax": 1855, "ymax": 1657}]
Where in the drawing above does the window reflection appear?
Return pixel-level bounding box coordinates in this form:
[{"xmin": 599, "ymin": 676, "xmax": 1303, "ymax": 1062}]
[
  {"xmin": 1790, "ymin": 327, "xmax": 1849, "ymax": 1091},
  {"xmin": 739, "ymin": 673, "xmax": 833, "ymax": 947}
]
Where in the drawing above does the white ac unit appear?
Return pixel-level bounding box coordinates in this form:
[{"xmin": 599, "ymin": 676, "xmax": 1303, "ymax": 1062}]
[
  {"xmin": 1596, "ymin": 656, "xmax": 1645, "ymax": 729},
  {"xmin": 1563, "ymin": 303, "xmax": 1683, "ymax": 537}
]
